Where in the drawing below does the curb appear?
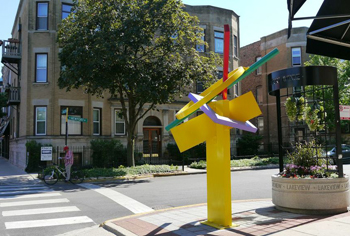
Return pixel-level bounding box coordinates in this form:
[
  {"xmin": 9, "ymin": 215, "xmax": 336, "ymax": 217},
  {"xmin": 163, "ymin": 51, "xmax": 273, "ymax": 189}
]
[{"xmin": 102, "ymin": 222, "xmax": 136, "ymax": 236}]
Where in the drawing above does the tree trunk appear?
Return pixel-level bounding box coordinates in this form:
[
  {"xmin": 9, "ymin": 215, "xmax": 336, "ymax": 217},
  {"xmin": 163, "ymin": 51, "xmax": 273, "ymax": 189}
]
[{"xmin": 127, "ymin": 129, "xmax": 135, "ymax": 167}]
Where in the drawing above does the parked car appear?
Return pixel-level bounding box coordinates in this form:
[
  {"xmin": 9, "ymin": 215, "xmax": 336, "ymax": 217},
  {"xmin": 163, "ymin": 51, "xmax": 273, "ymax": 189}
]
[{"xmin": 327, "ymin": 144, "xmax": 350, "ymax": 164}]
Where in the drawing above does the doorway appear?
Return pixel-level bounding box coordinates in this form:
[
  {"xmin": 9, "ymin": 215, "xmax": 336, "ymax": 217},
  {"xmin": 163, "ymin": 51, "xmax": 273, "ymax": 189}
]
[{"xmin": 143, "ymin": 128, "xmax": 161, "ymax": 158}]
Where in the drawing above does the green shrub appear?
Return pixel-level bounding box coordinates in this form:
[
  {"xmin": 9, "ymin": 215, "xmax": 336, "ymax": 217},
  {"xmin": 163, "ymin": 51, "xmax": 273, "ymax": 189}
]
[
  {"xmin": 236, "ymin": 133, "xmax": 262, "ymax": 156},
  {"xmin": 25, "ymin": 140, "xmax": 53, "ymax": 173},
  {"xmin": 189, "ymin": 160, "xmax": 207, "ymax": 169},
  {"xmin": 125, "ymin": 164, "xmax": 176, "ymax": 175},
  {"xmin": 166, "ymin": 142, "xmax": 206, "ymax": 163},
  {"xmin": 90, "ymin": 139, "xmax": 127, "ymax": 168}
]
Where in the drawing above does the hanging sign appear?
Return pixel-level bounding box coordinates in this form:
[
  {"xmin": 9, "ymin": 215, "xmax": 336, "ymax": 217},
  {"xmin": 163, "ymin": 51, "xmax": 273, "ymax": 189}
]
[
  {"xmin": 340, "ymin": 105, "xmax": 350, "ymax": 120},
  {"xmin": 41, "ymin": 147, "xmax": 53, "ymax": 161}
]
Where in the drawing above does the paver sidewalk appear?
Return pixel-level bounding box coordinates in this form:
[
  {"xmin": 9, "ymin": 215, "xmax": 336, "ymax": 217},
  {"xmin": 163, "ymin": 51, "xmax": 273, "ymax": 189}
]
[{"xmin": 103, "ymin": 200, "xmax": 350, "ymax": 236}]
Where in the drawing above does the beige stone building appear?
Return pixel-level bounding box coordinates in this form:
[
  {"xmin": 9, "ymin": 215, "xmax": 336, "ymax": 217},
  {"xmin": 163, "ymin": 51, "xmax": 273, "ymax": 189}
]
[{"xmin": 1, "ymin": 1, "xmax": 240, "ymax": 169}]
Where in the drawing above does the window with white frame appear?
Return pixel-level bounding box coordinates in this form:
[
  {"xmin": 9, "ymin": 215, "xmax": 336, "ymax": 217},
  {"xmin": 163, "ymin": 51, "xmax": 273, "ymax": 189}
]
[
  {"xmin": 234, "ymin": 35, "xmax": 238, "ymax": 57},
  {"xmin": 61, "ymin": 106, "xmax": 82, "ymax": 135},
  {"xmin": 258, "ymin": 117, "xmax": 264, "ymax": 134},
  {"xmin": 115, "ymin": 110, "xmax": 125, "ymax": 135},
  {"xmin": 36, "ymin": 53, "xmax": 48, "ymax": 82},
  {"xmin": 256, "ymin": 56, "xmax": 262, "ymax": 75},
  {"xmin": 62, "ymin": 3, "xmax": 73, "ymax": 19},
  {"xmin": 35, "ymin": 106, "xmax": 46, "ymax": 135},
  {"xmin": 93, "ymin": 108, "xmax": 101, "ymax": 135},
  {"xmin": 36, "ymin": 2, "xmax": 48, "ymax": 30},
  {"xmin": 292, "ymin": 47, "xmax": 301, "ymax": 66},
  {"xmin": 234, "ymin": 83, "xmax": 239, "ymax": 97},
  {"xmin": 214, "ymin": 31, "xmax": 224, "ymax": 53}
]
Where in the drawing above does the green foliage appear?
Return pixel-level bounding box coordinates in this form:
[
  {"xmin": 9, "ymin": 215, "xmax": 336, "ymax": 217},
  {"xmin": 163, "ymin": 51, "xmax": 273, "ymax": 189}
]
[
  {"xmin": 189, "ymin": 160, "xmax": 207, "ymax": 169},
  {"xmin": 287, "ymin": 140, "xmax": 325, "ymax": 168},
  {"xmin": 285, "ymin": 96, "xmax": 305, "ymax": 122},
  {"xmin": 82, "ymin": 168, "xmax": 127, "ymax": 178},
  {"xmin": 166, "ymin": 143, "xmax": 206, "ymax": 162},
  {"xmin": 57, "ymin": 0, "xmax": 221, "ymax": 166},
  {"xmin": 304, "ymin": 55, "xmax": 350, "ymax": 131},
  {"xmin": 124, "ymin": 164, "xmax": 176, "ymax": 175},
  {"xmin": 236, "ymin": 133, "xmax": 262, "ymax": 155},
  {"xmin": 25, "ymin": 141, "xmax": 52, "ymax": 173},
  {"xmin": 90, "ymin": 139, "xmax": 127, "ymax": 168},
  {"xmin": 189, "ymin": 156, "xmax": 281, "ymax": 169}
]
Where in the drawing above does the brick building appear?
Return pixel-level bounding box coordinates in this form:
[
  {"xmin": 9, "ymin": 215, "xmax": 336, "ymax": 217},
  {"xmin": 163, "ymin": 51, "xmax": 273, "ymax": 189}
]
[
  {"xmin": 0, "ymin": 1, "xmax": 241, "ymax": 169},
  {"xmin": 240, "ymin": 27, "xmax": 310, "ymax": 154}
]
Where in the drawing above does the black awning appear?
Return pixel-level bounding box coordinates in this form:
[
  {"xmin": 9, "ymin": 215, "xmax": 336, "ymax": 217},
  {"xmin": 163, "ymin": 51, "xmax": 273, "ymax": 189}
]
[
  {"xmin": 306, "ymin": 0, "xmax": 350, "ymax": 60},
  {"xmin": 0, "ymin": 120, "xmax": 10, "ymax": 137},
  {"xmin": 287, "ymin": 0, "xmax": 307, "ymax": 37}
]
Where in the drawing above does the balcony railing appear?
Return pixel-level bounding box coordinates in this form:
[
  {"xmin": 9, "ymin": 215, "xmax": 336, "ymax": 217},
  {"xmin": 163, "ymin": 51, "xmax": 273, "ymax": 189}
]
[
  {"xmin": 6, "ymin": 87, "xmax": 20, "ymax": 105},
  {"xmin": 1, "ymin": 39, "xmax": 21, "ymax": 64}
]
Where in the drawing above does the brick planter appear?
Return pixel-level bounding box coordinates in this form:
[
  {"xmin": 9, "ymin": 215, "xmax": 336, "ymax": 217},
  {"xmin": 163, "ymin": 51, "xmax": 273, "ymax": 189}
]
[{"xmin": 272, "ymin": 174, "xmax": 349, "ymax": 215}]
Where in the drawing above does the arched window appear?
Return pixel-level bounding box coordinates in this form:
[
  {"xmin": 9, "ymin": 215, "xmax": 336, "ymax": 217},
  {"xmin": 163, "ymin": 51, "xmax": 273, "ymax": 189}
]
[{"xmin": 143, "ymin": 116, "xmax": 161, "ymax": 126}]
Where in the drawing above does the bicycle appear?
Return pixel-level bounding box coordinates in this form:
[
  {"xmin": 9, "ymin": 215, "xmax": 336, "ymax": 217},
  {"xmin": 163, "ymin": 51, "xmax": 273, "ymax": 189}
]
[{"xmin": 43, "ymin": 163, "xmax": 84, "ymax": 185}]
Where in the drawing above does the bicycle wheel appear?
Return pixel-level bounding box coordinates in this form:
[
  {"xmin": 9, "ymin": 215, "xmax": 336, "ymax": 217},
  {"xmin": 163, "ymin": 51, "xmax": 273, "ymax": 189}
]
[
  {"xmin": 70, "ymin": 171, "xmax": 84, "ymax": 184},
  {"xmin": 43, "ymin": 170, "xmax": 59, "ymax": 185}
]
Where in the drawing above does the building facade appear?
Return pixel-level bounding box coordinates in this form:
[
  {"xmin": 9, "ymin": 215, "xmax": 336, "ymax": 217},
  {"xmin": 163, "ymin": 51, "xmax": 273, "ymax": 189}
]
[
  {"xmin": 240, "ymin": 27, "xmax": 310, "ymax": 154},
  {"xmin": 1, "ymin": 1, "xmax": 240, "ymax": 169}
]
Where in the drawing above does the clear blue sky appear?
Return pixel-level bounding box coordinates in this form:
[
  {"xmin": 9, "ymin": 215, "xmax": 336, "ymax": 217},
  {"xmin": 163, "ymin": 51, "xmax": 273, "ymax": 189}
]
[{"xmin": 0, "ymin": 0, "xmax": 323, "ymax": 77}]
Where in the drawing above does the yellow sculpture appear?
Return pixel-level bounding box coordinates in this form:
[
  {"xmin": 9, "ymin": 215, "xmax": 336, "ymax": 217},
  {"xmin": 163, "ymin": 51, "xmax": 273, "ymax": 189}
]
[{"xmin": 166, "ymin": 48, "xmax": 279, "ymax": 228}]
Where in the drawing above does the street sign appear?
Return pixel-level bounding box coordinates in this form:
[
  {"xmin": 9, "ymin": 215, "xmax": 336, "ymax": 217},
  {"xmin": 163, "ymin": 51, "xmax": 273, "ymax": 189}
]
[
  {"xmin": 68, "ymin": 116, "xmax": 88, "ymax": 123},
  {"xmin": 340, "ymin": 105, "xmax": 350, "ymax": 120},
  {"xmin": 41, "ymin": 147, "xmax": 53, "ymax": 161}
]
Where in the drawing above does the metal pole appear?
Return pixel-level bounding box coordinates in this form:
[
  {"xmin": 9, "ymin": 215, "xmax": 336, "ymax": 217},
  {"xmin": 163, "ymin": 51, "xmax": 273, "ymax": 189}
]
[
  {"xmin": 333, "ymin": 84, "xmax": 343, "ymax": 178},
  {"xmin": 276, "ymin": 90, "xmax": 284, "ymax": 173},
  {"xmin": 65, "ymin": 108, "xmax": 68, "ymax": 146}
]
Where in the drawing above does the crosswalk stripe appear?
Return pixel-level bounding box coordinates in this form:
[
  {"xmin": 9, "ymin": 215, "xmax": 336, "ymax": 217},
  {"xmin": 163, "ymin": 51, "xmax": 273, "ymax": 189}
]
[
  {"xmin": 0, "ymin": 198, "xmax": 69, "ymax": 207},
  {"xmin": 0, "ymin": 185, "xmax": 46, "ymax": 189},
  {"xmin": 2, "ymin": 206, "xmax": 80, "ymax": 216},
  {"xmin": 5, "ymin": 216, "xmax": 94, "ymax": 229},
  {"xmin": 0, "ymin": 186, "xmax": 48, "ymax": 192},
  {"xmin": 0, "ymin": 192, "xmax": 61, "ymax": 200},
  {"xmin": 0, "ymin": 189, "xmax": 53, "ymax": 196},
  {"xmin": 79, "ymin": 183, "xmax": 154, "ymax": 214}
]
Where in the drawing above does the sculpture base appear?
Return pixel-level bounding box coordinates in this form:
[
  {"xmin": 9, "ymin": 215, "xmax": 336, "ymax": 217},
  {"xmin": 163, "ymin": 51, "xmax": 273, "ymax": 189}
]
[{"xmin": 201, "ymin": 220, "xmax": 239, "ymax": 229}]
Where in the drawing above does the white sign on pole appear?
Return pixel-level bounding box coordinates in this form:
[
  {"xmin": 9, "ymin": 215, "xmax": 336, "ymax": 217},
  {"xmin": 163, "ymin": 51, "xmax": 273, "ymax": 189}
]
[
  {"xmin": 340, "ymin": 105, "xmax": 350, "ymax": 120},
  {"xmin": 41, "ymin": 147, "xmax": 53, "ymax": 161}
]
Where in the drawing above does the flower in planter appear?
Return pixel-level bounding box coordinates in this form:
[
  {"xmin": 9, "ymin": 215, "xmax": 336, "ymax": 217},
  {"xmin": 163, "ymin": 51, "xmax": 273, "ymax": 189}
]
[{"xmin": 280, "ymin": 140, "xmax": 337, "ymax": 178}]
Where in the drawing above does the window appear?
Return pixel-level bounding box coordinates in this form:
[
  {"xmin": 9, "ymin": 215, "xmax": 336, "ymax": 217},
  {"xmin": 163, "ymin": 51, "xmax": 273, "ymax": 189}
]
[
  {"xmin": 258, "ymin": 117, "xmax": 264, "ymax": 134},
  {"xmin": 62, "ymin": 3, "xmax": 73, "ymax": 19},
  {"xmin": 36, "ymin": 54, "xmax": 48, "ymax": 82},
  {"xmin": 115, "ymin": 110, "xmax": 125, "ymax": 135},
  {"xmin": 292, "ymin": 47, "xmax": 301, "ymax": 66},
  {"xmin": 196, "ymin": 30, "xmax": 205, "ymax": 52},
  {"xmin": 93, "ymin": 108, "xmax": 101, "ymax": 135},
  {"xmin": 61, "ymin": 107, "xmax": 83, "ymax": 135},
  {"xmin": 217, "ymin": 71, "xmax": 223, "ymax": 80},
  {"xmin": 35, "ymin": 107, "xmax": 46, "ymax": 135},
  {"xmin": 234, "ymin": 35, "xmax": 238, "ymax": 57},
  {"xmin": 256, "ymin": 57, "xmax": 262, "ymax": 75},
  {"xmin": 214, "ymin": 31, "xmax": 224, "ymax": 53},
  {"xmin": 256, "ymin": 86, "xmax": 262, "ymax": 104},
  {"xmin": 36, "ymin": 2, "xmax": 48, "ymax": 30},
  {"xmin": 196, "ymin": 81, "xmax": 204, "ymax": 94},
  {"xmin": 234, "ymin": 83, "xmax": 239, "ymax": 97}
]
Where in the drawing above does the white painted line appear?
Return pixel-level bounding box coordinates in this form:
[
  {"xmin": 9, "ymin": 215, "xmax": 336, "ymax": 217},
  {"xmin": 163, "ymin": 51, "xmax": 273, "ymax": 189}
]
[
  {"xmin": 0, "ymin": 198, "xmax": 69, "ymax": 207},
  {"xmin": 0, "ymin": 190, "xmax": 53, "ymax": 196},
  {"xmin": 5, "ymin": 216, "xmax": 94, "ymax": 229},
  {"xmin": 0, "ymin": 192, "xmax": 61, "ymax": 200},
  {"xmin": 79, "ymin": 183, "xmax": 154, "ymax": 214},
  {"xmin": 2, "ymin": 206, "xmax": 80, "ymax": 216},
  {"xmin": 0, "ymin": 186, "xmax": 48, "ymax": 192}
]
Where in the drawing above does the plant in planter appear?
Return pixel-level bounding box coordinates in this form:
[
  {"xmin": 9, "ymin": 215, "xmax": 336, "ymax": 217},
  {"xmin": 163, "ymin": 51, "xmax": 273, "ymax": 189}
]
[
  {"xmin": 273, "ymin": 140, "xmax": 349, "ymax": 214},
  {"xmin": 280, "ymin": 139, "xmax": 336, "ymax": 178}
]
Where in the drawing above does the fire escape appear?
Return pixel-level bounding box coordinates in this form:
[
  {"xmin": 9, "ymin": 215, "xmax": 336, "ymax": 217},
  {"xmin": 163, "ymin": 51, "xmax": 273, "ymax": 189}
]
[{"xmin": 1, "ymin": 38, "xmax": 21, "ymax": 105}]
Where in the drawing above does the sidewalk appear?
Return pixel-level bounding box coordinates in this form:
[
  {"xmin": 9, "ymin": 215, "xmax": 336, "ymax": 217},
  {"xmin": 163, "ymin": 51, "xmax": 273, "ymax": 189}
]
[
  {"xmin": 0, "ymin": 156, "xmax": 40, "ymax": 185},
  {"xmin": 103, "ymin": 200, "xmax": 350, "ymax": 236}
]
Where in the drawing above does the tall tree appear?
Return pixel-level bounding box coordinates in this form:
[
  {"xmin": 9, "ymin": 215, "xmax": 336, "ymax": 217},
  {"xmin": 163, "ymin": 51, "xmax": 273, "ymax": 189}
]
[
  {"xmin": 304, "ymin": 55, "xmax": 350, "ymax": 130},
  {"xmin": 57, "ymin": 0, "xmax": 220, "ymax": 166}
]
